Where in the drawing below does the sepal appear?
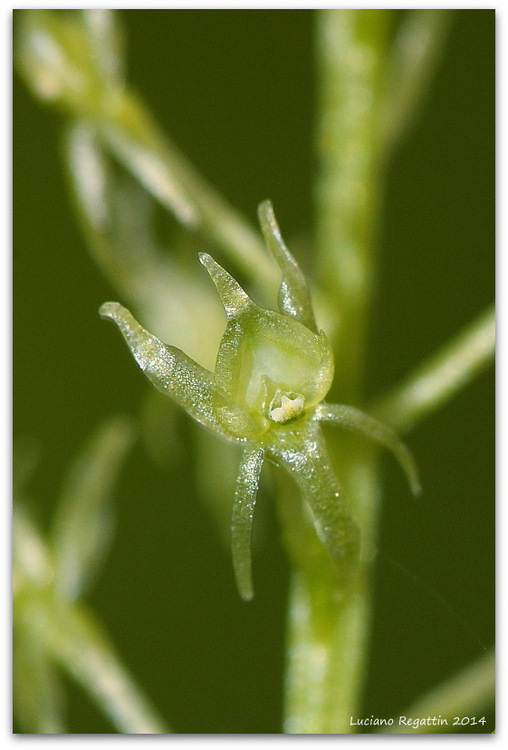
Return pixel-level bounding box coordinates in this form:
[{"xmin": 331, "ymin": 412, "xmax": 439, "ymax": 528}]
[{"xmin": 100, "ymin": 302, "xmax": 246, "ymax": 442}]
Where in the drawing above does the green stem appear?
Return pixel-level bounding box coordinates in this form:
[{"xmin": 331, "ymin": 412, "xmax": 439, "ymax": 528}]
[
  {"xmin": 284, "ymin": 574, "xmax": 370, "ymax": 733},
  {"xmin": 314, "ymin": 9, "xmax": 389, "ymax": 403},
  {"xmin": 283, "ymin": 11, "xmax": 494, "ymax": 733},
  {"xmin": 370, "ymin": 305, "xmax": 495, "ymax": 433},
  {"xmin": 282, "ymin": 10, "xmax": 391, "ymax": 733},
  {"xmin": 281, "ymin": 442, "xmax": 381, "ymax": 733}
]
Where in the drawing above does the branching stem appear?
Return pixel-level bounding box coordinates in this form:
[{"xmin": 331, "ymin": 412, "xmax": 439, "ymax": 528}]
[
  {"xmin": 370, "ymin": 305, "xmax": 495, "ymax": 433},
  {"xmin": 16, "ymin": 594, "xmax": 169, "ymax": 734}
]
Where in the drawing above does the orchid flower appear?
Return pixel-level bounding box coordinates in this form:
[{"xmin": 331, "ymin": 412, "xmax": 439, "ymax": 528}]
[{"xmin": 100, "ymin": 201, "xmax": 420, "ymax": 600}]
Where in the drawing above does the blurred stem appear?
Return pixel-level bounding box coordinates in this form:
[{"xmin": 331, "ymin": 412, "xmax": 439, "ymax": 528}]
[
  {"xmin": 314, "ymin": 9, "xmax": 388, "ymax": 403},
  {"xmin": 17, "ymin": 594, "xmax": 170, "ymax": 734},
  {"xmin": 381, "ymin": 10, "xmax": 453, "ymax": 153},
  {"xmin": 284, "ymin": 9, "xmax": 467, "ymax": 733},
  {"xmin": 370, "ymin": 305, "xmax": 495, "ymax": 433},
  {"xmin": 98, "ymin": 89, "xmax": 277, "ymax": 289},
  {"xmin": 15, "ymin": 9, "xmax": 277, "ymax": 292},
  {"xmin": 284, "ymin": 11, "xmax": 391, "ymax": 732},
  {"xmin": 382, "ymin": 650, "xmax": 495, "ymax": 733},
  {"xmin": 283, "ymin": 575, "xmax": 369, "ymax": 734}
]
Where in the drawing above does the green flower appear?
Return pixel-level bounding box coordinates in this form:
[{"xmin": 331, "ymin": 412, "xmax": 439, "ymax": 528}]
[{"xmin": 100, "ymin": 201, "xmax": 420, "ymax": 600}]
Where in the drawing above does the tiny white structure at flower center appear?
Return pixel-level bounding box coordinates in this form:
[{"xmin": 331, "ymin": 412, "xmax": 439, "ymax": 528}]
[{"xmin": 269, "ymin": 393, "xmax": 305, "ymax": 424}]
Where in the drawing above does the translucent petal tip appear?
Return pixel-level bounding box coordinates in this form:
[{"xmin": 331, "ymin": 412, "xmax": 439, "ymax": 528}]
[
  {"xmin": 231, "ymin": 448, "xmax": 264, "ymax": 602},
  {"xmin": 99, "ymin": 301, "xmax": 137, "ymax": 337},
  {"xmin": 257, "ymin": 200, "xmax": 317, "ymax": 331},
  {"xmin": 257, "ymin": 199, "xmax": 273, "ymax": 221},
  {"xmin": 199, "ymin": 253, "xmax": 252, "ymax": 319},
  {"xmin": 99, "ymin": 301, "xmax": 122, "ymax": 321}
]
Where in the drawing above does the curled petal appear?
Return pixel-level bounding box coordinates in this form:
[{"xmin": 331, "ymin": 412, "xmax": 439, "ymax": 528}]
[
  {"xmin": 271, "ymin": 423, "xmax": 360, "ymax": 592},
  {"xmin": 231, "ymin": 447, "xmax": 265, "ymax": 601},
  {"xmin": 315, "ymin": 403, "xmax": 421, "ymax": 495},
  {"xmin": 100, "ymin": 302, "xmax": 248, "ymax": 442},
  {"xmin": 257, "ymin": 200, "xmax": 317, "ymax": 332}
]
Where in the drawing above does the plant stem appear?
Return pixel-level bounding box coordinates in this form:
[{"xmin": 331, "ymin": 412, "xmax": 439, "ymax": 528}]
[
  {"xmin": 284, "ymin": 10, "xmax": 494, "ymax": 733},
  {"xmin": 314, "ymin": 9, "xmax": 389, "ymax": 403},
  {"xmin": 370, "ymin": 305, "xmax": 495, "ymax": 433},
  {"xmin": 99, "ymin": 88, "xmax": 277, "ymax": 289},
  {"xmin": 16, "ymin": 9, "xmax": 277, "ymax": 292},
  {"xmin": 283, "ymin": 10, "xmax": 391, "ymax": 733},
  {"xmin": 283, "ymin": 575, "xmax": 368, "ymax": 733},
  {"xmin": 282, "ymin": 441, "xmax": 382, "ymax": 733},
  {"xmin": 380, "ymin": 10, "xmax": 453, "ymax": 153}
]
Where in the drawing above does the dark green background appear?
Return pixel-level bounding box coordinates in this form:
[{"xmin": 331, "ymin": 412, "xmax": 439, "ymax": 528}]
[{"xmin": 14, "ymin": 10, "xmax": 494, "ymax": 733}]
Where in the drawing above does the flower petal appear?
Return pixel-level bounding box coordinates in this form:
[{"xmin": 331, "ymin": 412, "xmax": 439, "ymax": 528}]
[
  {"xmin": 100, "ymin": 302, "xmax": 246, "ymax": 441},
  {"xmin": 198, "ymin": 252, "xmax": 253, "ymax": 320},
  {"xmin": 271, "ymin": 422, "xmax": 360, "ymax": 592},
  {"xmin": 315, "ymin": 403, "xmax": 421, "ymax": 495},
  {"xmin": 257, "ymin": 200, "xmax": 317, "ymax": 332},
  {"xmin": 231, "ymin": 447, "xmax": 265, "ymax": 601}
]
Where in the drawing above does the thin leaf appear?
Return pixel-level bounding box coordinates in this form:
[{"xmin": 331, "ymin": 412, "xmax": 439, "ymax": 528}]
[
  {"xmin": 98, "ymin": 106, "xmax": 199, "ymax": 228},
  {"xmin": 231, "ymin": 447, "xmax": 265, "ymax": 601},
  {"xmin": 51, "ymin": 416, "xmax": 135, "ymax": 600}
]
